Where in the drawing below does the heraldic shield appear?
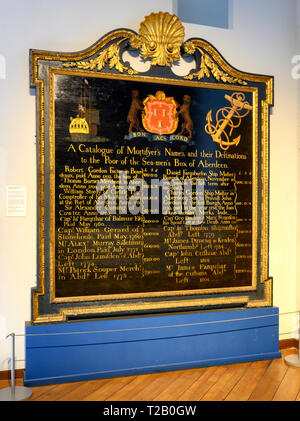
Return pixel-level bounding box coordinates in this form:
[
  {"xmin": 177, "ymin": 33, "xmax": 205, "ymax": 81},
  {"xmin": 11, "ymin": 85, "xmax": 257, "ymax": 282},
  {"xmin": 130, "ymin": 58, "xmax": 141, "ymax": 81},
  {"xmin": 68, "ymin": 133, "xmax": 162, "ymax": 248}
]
[{"xmin": 142, "ymin": 91, "xmax": 179, "ymax": 135}]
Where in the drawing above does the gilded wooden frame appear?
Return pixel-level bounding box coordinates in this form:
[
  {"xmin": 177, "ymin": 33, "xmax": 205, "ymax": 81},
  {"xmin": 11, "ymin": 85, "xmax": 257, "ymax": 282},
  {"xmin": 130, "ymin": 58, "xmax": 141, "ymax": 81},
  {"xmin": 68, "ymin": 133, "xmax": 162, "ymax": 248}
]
[{"xmin": 30, "ymin": 12, "xmax": 273, "ymax": 323}]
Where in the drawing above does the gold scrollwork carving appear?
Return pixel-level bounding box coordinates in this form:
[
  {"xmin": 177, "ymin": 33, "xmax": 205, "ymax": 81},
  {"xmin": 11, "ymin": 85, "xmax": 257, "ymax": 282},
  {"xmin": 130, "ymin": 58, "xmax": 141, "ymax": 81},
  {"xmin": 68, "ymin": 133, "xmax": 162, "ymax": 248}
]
[
  {"xmin": 62, "ymin": 12, "xmax": 248, "ymax": 86},
  {"xmin": 63, "ymin": 38, "xmax": 138, "ymax": 74},
  {"xmin": 184, "ymin": 41, "xmax": 247, "ymax": 85}
]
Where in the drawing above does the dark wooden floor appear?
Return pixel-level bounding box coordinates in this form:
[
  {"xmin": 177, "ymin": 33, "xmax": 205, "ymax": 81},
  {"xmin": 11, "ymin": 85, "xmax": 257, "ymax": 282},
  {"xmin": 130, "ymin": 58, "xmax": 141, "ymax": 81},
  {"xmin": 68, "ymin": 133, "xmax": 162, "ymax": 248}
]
[{"xmin": 1, "ymin": 348, "xmax": 299, "ymax": 401}]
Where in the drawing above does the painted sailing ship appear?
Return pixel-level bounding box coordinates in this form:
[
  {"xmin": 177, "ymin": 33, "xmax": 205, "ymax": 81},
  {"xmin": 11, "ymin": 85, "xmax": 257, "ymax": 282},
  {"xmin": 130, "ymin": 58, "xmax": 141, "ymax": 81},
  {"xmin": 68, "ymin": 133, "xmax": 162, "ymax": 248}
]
[{"xmin": 68, "ymin": 79, "xmax": 100, "ymax": 141}]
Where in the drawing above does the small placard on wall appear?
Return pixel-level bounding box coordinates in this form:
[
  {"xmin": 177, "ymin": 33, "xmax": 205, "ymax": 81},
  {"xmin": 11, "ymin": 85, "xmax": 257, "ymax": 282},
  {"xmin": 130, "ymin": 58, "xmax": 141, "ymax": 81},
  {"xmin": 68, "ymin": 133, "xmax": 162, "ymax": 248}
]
[{"xmin": 6, "ymin": 186, "xmax": 27, "ymax": 217}]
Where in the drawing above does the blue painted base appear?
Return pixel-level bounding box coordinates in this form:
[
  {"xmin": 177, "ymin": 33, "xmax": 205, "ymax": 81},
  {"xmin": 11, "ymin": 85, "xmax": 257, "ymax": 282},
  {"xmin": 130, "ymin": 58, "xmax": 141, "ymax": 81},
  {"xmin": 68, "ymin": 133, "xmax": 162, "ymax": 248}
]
[{"xmin": 24, "ymin": 307, "xmax": 281, "ymax": 386}]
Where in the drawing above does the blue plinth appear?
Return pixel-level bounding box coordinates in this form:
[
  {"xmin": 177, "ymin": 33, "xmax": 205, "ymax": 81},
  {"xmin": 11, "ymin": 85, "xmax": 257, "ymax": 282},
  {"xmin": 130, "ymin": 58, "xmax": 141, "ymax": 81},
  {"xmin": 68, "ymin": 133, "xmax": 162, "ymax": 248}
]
[{"xmin": 24, "ymin": 307, "xmax": 281, "ymax": 386}]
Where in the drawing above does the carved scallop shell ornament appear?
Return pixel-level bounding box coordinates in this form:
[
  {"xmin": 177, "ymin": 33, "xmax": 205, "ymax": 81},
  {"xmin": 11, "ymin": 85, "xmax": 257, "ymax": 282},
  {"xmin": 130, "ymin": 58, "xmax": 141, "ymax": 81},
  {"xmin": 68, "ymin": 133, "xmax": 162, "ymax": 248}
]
[{"xmin": 130, "ymin": 12, "xmax": 185, "ymax": 66}]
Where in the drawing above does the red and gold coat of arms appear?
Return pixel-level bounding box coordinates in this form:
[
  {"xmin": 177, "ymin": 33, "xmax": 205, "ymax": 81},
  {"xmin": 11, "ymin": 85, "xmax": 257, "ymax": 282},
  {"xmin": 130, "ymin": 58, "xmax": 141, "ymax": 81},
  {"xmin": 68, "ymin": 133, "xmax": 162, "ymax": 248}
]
[{"xmin": 142, "ymin": 91, "xmax": 179, "ymax": 135}]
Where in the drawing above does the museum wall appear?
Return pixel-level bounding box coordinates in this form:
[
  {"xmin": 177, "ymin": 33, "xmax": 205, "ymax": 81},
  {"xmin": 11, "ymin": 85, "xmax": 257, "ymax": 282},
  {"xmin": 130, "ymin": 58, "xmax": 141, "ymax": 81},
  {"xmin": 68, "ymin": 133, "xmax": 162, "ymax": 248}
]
[{"xmin": 0, "ymin": 0, "xmax": 299, "ymax": 372}]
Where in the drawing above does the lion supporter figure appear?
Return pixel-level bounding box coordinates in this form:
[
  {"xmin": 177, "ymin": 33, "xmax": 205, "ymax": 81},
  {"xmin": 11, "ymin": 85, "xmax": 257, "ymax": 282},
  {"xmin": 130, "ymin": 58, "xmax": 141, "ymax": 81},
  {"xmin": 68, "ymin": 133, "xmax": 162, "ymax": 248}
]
[
  {"xmin": 178, "ymin": 94, "xmax": 193, "ymax": 139},
  {"xmin": 127, "ymin": 89, "xmax": 143, "ymax": 133}
]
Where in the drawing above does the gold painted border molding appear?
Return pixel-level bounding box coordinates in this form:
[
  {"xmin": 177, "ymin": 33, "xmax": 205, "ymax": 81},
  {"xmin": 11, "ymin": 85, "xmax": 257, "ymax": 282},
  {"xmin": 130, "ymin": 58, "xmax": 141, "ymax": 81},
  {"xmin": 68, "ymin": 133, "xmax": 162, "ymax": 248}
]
[{"xmin": 34, "ymin": 296, "xmax": 251, "ymax": 324}]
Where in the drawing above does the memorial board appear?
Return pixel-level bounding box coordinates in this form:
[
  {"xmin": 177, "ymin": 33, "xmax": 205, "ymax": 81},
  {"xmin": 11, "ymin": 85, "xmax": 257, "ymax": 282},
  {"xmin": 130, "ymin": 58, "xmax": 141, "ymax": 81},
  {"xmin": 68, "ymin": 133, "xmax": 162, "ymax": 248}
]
[{"xmin": 30, "ymin": 12, "xmax": 273, "ymax": 322}]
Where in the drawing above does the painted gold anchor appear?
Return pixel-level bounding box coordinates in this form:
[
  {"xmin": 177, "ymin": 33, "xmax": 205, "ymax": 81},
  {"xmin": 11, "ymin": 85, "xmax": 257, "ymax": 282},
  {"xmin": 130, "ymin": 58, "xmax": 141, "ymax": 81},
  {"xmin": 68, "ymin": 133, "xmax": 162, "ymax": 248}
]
[{"xmin": 205, "ymin": 92, "xmax": 252, "ymax": 151}]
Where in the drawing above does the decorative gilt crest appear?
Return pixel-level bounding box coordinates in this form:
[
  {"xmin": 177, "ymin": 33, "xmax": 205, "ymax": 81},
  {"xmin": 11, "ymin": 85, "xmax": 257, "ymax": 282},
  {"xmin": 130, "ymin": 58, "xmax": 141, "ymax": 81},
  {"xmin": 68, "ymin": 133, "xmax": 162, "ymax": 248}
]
[
  {"xmin": 130, "ymin": 12, "xmax": 184, "ymax": 66},
  {"xmin": 62, "ymin": 12, "xmax": 247, "ymax": 85}
]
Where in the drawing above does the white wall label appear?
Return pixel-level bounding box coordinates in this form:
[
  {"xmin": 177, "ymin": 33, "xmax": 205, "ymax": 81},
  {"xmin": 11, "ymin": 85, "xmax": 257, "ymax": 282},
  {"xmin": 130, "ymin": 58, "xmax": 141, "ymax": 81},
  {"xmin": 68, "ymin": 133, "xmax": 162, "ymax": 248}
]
[
  {"xmin": 6, "ymin": 186, "xmax": 27, "ymax": 217},
  {"xmin": 0, "ymin": 55, "xmax": 6, "ymax": 80}
]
